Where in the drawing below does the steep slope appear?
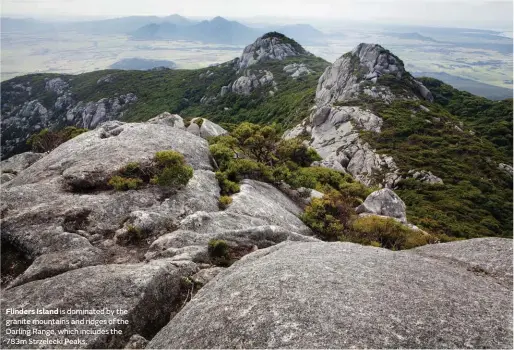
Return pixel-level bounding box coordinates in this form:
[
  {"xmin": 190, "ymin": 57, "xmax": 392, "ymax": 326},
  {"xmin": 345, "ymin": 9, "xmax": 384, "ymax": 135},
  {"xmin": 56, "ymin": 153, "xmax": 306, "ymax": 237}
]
[
  {"xmin": 285, "ymin": 43, "xmax": 512, "ymax": 238},
  {"xmin": 419, "ymin": 76, "xmax": 513, "ymax": 158},
  {"xmin": 1, "ymin": 32, "xmax": 329, "ymax": 159}
]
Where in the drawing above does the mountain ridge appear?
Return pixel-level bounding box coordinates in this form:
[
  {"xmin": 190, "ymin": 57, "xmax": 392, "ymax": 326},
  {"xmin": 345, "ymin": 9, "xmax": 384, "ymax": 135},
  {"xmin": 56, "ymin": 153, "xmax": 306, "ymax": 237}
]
[{"xmin": 1, "ymin": 33, "xmax": 512, "ymax": 239}]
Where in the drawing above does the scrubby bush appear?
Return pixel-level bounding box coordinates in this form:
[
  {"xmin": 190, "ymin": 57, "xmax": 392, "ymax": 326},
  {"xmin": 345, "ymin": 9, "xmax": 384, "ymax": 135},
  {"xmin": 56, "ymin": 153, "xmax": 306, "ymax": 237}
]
[
  {"xmin": 215, "ymin": 171, "xmax": 241, "ymax": 196},
  {"xmin": 300, "ymin": 191, "xmax": 355, "ymax": 241},
  {"xmin": 108, "ymin": 150, "xmax": 193, "ymax": 191},
  {"xmin": 218, "ymin": 195, "xmax": 233, "ymax": 209},
  {"xmin": 348, "ymin": 216, "xmax": 434, "ymax": 250},
  {"xmin": 209, "ymin": 143, "xmax": 234, "ymax": 169},
  {"xmin": 151, "ymin": 150, "xmax": 194, "ymax": 188},
  {"xmin": 108, "ymin": 176, "xmax": 143, "ymax": 191},
  {"xmin": 26, "ymin": 126, "xmax": 88, "ymax": 153},
  {"xmin": 275, "ymin": 138, "xmax": 321, "ymax": 166},
  {"xmin": 194, "ymin": 118, "xmax": 204, "ymax": 127},
  {"xmin": 208, "ymin": 239, "xmax": 229, "ymax": 258}
]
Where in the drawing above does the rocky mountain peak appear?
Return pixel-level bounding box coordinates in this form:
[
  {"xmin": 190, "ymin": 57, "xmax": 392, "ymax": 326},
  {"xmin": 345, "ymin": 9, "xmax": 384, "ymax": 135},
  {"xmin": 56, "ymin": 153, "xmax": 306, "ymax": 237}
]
[
  {"xmin": 237, "ymin": 32, "xmax": 309, "ymax": 71},
  {"xmin": 316, "ymin": 42, "xmax": 433, "ymax": 106}
]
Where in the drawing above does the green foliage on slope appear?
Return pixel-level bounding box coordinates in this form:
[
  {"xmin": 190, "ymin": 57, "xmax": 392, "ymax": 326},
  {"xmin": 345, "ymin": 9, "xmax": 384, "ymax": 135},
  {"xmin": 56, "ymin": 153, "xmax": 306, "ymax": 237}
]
[
  {"xmin": 2, "ymin": 54, "xmax": 328, "ymax": 132},
  {"xmin": 419, "ymin": 77, "xmax": 513, "ymax": 158},
  {"xmin": 360, "ymin": 99, "xmax": 512, "ymax": 238}
]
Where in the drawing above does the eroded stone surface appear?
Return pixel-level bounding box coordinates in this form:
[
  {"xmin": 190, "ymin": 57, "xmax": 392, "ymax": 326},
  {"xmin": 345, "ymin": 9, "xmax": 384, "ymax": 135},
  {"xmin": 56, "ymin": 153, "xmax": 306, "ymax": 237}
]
[{"xmin": 149, "ymin": 240, "xmax": 513, "ymax": 349}]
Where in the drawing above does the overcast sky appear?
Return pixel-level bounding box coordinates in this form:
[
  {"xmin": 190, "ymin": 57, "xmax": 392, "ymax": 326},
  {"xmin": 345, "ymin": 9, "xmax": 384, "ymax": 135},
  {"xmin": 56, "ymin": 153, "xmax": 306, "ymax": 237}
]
[{"xmin": 2, "ymin": 0, "xmax": 513, "ymax": 30}]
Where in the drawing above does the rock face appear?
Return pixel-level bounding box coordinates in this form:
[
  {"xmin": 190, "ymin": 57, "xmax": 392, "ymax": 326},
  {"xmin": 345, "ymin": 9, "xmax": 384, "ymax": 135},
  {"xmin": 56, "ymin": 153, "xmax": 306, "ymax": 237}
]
[
  {"xmin": 283, "ymin": 63, "xmax": 313, "ymax": 78},
  {"xmin": 1, "ymin": 259, "xmax": 197, "ymax": 349},
  {"xmin": 356, "ymin": 188, "xmax": 407, "ymax": 223},
  {"xmin": 499, "ymin": 163, "xmax": 513, "ymax": 176},
  {"xmin": 237, "ymin": 33, "xmax": 309, "ymax": 71},
  {"xmin": 227, "ymin": 70, "xmax": 276, "ymax": 96},
  {"xmin": 146, "ymin": 112, "xmax": 185, "ymax": 129},
  {"xmin": 316, "ymin": 43, "xmax": 433, "ymax": 106},
  {"xmin": 0, "ymin": 77, "xmax": 137, "ymax": 159},
  {"xmin": 284, "ymin": 105, "xmax": 401, "ymax": 187},
  {"xmin": 148, "ymin": 239, "xmax": 513, "ymax": 349},
  {"xmin": 0, "ymin": 152, "xmax": 44, "ymax": 175},
  {"xmin": 283, "ymin": 43, "xmax": 436, "ymax": 188},
  {"xmin": 65, "ymin": 94, "xmax": 137, "ymax": 129},
  {"xmin": 1, "ymin": 121, "xmax": 215, "ymax": 289},
  {"xmin": 187, "ymin": 118, "xmax": 228, "ymax": 139}
]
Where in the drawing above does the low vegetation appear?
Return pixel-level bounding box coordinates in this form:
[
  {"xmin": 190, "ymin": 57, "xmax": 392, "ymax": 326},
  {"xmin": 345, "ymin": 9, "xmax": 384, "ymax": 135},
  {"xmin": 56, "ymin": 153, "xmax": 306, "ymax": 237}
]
[
  {"xmin": 218, "ymin": 195, "xmax": 233, "ymax": 209},
  {"xmin": 26, "ymin": 126, "xmax": 88, "ymax": 153},
  {"xmin": 359, "ymin": 99, "xmax": 512, "ymax": 238},
  {"xmin": 108, "ymin": 150, "xmax": 193, "ymax": 191},
  {"xmin": 346, "ymin": 216, "xmax": 435, "ymax": 250}
]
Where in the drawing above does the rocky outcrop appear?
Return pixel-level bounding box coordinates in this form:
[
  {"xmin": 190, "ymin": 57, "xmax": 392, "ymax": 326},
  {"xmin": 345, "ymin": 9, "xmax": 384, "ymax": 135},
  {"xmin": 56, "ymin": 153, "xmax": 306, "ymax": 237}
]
[
  {"xmin": 0, "ymin": 152, "xmax": 44, "ymax": 175},
  {"xmin": 284, "ymin": 106, "xmax": 401, "ymax": 187},
  {"xmin": 283, "ymin": 43, "xmax": 437, "ymax": 188},
  {"xmin": 147, "ymin": 112, "xmax": 185, "ymax": 129},
  {"xmin": 1, "ymin": 76, "xmax": 137, "ymax": 159},
  {"xmin": 1, "ymin": 121, "xmax": 312, "ymax": 299},
  {"xmin": 237, "ymin": 33, "xmax": 309, "ymax": 71},
  {"xmin": 187, "ymin": 118, "xmax": 228, "ymax": 139},
  {"xmin": 356, "ymin": 188, "xmax": 407, "ymax": 223},
  {"xmin": 316, "ymin": 43, "xmax": 433, "ymax": 106},
  {"xmin": 1, "ymin": 259, "xmax": 197, "ymax": 349},
  {"xmin": 407, "ymin": 169, "xmax": 444, "ymax": 184},
  {"xmin": 283, "ymin": 63, "xmax": 313, "ymax": 78},
  {"xmin": 221, "ymin": 70, "xmax": 276, "ymax": 96},
  {"xmin": 499, "ymin": 163, "xmax": 513, "ymax": 176},
  {"xmin": 1, "ymin": 122, "xmax": 215, "ymax": 288},
  {"xmin": 65, "ymin": 93, "xmax": 137, "ymax": 129},
  {"xmin": 148, "ymin": 239, "xmax": 513, "ymax": 349}
]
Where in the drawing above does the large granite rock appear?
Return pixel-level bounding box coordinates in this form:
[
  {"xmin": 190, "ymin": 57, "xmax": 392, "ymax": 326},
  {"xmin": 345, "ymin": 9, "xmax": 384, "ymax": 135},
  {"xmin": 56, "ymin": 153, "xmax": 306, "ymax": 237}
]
[
  {"xmin": 147, "ymin": 112, "xmax": 185, "ymax": 129},
  {"xmin": 227, "ymin": 70, "xmax": 276, "ymax": 96},
  {"xmin": 356, "ymin": 188, "xmax": 407, "ymax": 223},
  {"xmin": 1, "ymin": 122, "xmax": 217, "ymax": 287},
  {"xmin": 148, "ymin": 239, "xmax": 513, "ymax": 349},
  {"xmin": 284, "ymin": 106, "xmax": 401, "ymax": 187},
  {"xmin": 316, "ymin": 43, "xmax": 433, "ymax": 106},
  {"xmin": 1, "ymin": 259, "xmax": 197, "ymax": 349},
  {"xmin": 0, "ymin": 152, "xmax": 44, "ymax": 175},
  {"xmin": 226, "ymin": 180, "xmax": 311, "ymax": 235},
  {"xmin": 283, "ymin": 43, "xmax": 436, "ymax": 188},
  {"xmin": 187, "ymin": 118, "xmax": 228, "ymax": 139}
]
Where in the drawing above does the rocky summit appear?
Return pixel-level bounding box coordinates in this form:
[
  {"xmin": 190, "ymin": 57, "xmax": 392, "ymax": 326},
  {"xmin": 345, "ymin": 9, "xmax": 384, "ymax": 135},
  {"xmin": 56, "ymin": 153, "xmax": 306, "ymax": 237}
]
[{"xmin": 0, "ymin": 33, "xmax": 512, "ymax": 349}]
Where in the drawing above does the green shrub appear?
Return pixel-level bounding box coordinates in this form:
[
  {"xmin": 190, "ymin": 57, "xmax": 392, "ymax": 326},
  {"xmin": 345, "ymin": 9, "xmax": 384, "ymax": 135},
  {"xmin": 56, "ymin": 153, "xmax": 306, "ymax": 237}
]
[
  {"xmin": 152, "ymin": 164, "xmax": 193, "ymax": 188},
  {"xmin": 300, "ymin": 191, "xmax": 355, "ymax": 241},
  {"xmin": 275, "ymin": 138, "xmax": 321, "ymax": 166},
  {"xmin": 108, "ymin": 176, "xmax": 143, "ymax": 191},
  {"xmin": 208, "ymin": 239, "xmax": 229, "ymax": 258},
  {"xmin": 108, "ymin": 150, "xmax": 193, "ymax": 191},
  {"xmin": 26, "ymin": 126, "xmax": 88, "ymax": 153},
  {"xmin": 218, "ymin": 195, "xmax": 233, "ymax": 209},
  {"xmin": 348, "ymin": 216, "xmax": 434, "ymax": 250},
  {"xmin": 209, "ymin": 143, "xmax": 234, "ymax": 170},
  {"xmin": 215, "ymin": 171, "xmax": 241, "ymax": 195},
  {"xmin": 151, "ymin": 150, "xmax": 194, "ymax": 189}
]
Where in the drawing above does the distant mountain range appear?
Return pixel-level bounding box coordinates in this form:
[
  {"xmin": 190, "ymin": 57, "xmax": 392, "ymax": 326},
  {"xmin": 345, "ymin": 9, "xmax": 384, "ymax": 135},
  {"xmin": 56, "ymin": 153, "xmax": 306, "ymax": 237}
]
[
  {"xmin": 1, "ymin": 15, "xmax": 327, "ymax": 45},
  {"xmin": 131, "ymin": 16, "xmax": 326, "ymax": 44}
]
